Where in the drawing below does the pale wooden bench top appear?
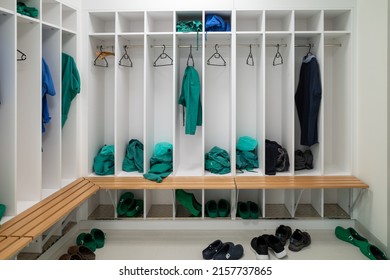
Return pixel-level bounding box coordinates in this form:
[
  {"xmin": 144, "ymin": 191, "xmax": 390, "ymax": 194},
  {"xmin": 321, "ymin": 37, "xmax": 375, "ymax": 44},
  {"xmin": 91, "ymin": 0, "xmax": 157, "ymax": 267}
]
[
  {"xmin": 234, "ymin": 175, "xmax": 368, "ymax": 189},
  {"xmin": 88, "ymin": 176, "xmax": 236, "ymax": 190},
  {"xmin": 0, "ymin": 236, "xmax": 32, "ymax": 260},
  {"xmin": 0, "ymin": 178, "xmax": 98, "ymax": 238}
]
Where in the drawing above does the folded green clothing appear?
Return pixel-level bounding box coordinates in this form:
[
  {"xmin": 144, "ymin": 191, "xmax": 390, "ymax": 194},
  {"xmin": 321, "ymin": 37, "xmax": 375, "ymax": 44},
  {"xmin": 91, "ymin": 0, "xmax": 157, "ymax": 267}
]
[
  {"xmin": 93, "ymin": 145, "xmax": 115, "ymax": 175},
  {"xmin": 17, "ymin": 2, "xmax": 39, "ymax": 18},
  {"xmin": 143, "ymin": 142, "xmax": 173, "ymax": 183},
  {"xmin": 122, "ymin": 139, "xmax": 144, "ymax": 173},
  {"xmin": 205, "ymin": 146, "xmax": 231, "ymax": 174},
  {"xmin": 176, "ymin": 20, "xmax": 202, "ymax": 32}
]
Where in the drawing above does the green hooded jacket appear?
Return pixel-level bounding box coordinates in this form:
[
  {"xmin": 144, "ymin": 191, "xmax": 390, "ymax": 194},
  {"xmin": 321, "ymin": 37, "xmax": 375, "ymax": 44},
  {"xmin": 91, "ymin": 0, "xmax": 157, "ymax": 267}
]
[
  {"xmin": 62, "ymin": 53, "xmax": 80, "ymax": 127},
  {"xmin": 178, "ymin": 66, "xmax": 202, "ymax": 135}
]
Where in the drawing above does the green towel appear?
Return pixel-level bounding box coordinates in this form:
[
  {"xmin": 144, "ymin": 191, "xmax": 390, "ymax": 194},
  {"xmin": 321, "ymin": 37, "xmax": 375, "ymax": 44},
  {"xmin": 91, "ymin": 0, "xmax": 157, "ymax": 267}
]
[
  {"xmin": 17, "ymin": 2, "xmax": 39, "ymax": 18},
  {"xmin": 236, "ymin": 136, "xmax": 259, "ymax": 172},
  {"xmin": 93, "ymin": 145, "xmax": 115, "ymax": 175},
  {"xmin": 143, "ymin": 142, "xmax": 173, "ymax": 183},
  {"xmin": 205, "ymin": 146, "xmax": 231, "ymax": 174},
  {"xmin": 122, "ymin": 139, "xmax": 144, "ymax": 173}
]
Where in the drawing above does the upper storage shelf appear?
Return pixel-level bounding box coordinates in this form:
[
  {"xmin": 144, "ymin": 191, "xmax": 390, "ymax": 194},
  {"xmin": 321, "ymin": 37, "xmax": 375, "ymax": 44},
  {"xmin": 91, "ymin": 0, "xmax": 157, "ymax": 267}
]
[
  {"xmin": 89, "ymin": 11, "xmax": 115, "ymax": 34},
  {"xmin": 236, "ymin": 10, "xmax": 263, "ymax": 32},
  {"xmin": 118, "ymin": 11, "xmax": 145, "ymax": 34},
  {"xmin": 146, "ymin": 11, "xmax": 173, "ymax": 33},
  {"xmin": 42, "ymin": 0, "xmax": 60, "ymax": 27},
  {"xmin": 294, "ymin": 10, "xmax": 322, "ymax": 32},
  {"xmin": 62, "ymin": 4, "xmax": 77, "ymax": 33},
  {"xmin": 324, "ymin": 10, "xmax": 351, "ymax": 32},
  {"xmin": 265, "ymin": 10, "xmax": 293, "ymax": 32}
]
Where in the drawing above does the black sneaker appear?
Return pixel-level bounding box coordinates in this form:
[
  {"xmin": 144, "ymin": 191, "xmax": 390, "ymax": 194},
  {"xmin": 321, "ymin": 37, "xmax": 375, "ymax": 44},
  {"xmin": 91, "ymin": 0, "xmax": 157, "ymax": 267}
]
[
  {"xmin": 263, "ymin": 234, "xmax": 287, "ymax": 259},
  {"xmin": 250, "ymin": 236, "xmax": 269, "ymax": 260},
  {"xmin": 288, "ymin": 229, "xmax": 311, "ymax": 252},
  {"xmin": 275, "ymin": 225, "xmax": 292, "ymax": 246},
  {"xmin": 213, "ymin": 242, "xmax": 244, "ymax": 260},
  {"xmin": 202, "ymin": 239, "xmax": 224, "ymax": 260}
]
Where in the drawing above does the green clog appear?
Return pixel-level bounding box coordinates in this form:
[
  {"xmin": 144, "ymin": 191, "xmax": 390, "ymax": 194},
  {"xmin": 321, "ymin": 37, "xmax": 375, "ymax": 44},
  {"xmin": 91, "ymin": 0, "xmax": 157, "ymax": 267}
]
[
  {"xmin": 206, "ymin": 200, "xmax": 218, "ymax": 218},
  {"xmin": 176, "ymin": 189, "xmax": 202, "ymax": 217},
  {"xmin": 117, "ymin": 192, "xmax": 134, "ymax": 216},
  {"xmin": 217, "ymin": 199, "xmax": 230, "ymax": 217},
  {"xmin": 91, "ymin": 228, "xmax": 105, "ymax": 249},
  {"xmin": 247, "ymin": 201, "xmax": 259, "ymax": 219},
  {"xmin": 126, "ymin": 199, "xmax": 144, "ymax": 217},
  {"xmin": 237, "ymin": 202, "xmax": 250, "ymax": 219},
  {"xmin": 76, "ymin": 232, "xmax": 97, "ymax": 252},
  {"xmin": 335, "ymin": 226, "xmax": 368, "ymax": 248},
  {"xmin": 360, "ymin": 243, "xmax": 388, "ymax": 260}
]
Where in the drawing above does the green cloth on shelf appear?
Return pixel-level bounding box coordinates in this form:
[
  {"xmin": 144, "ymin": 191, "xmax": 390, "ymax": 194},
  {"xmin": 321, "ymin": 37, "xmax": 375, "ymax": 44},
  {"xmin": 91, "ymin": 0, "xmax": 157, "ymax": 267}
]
[
  {"xmin": 62, "ymin": 53, "xmax": 81, "ymax": 127},
  {"xmin": 236, "ymin": 136, "xmax": 259, "ymax": 172},
  {"xmin": 176, "ymin": 20, "xmax": 202, "ymax": 32},
  {"xmin": 122, "ymin": 139, "xmax": 144, "ymax": 173},
  {"xmin": 93, "ymin": 145, "xmax": 115, "ymax": 175},
  {"xmin": 17, "ymin": 2, "xmax": 39, "ymax": 18},
  {"xmin": 205, "ymin": 146, "xmax": 231, "ymax": 174},
  {"xmin": 143, "ymin": 142, "xmax": 173, "ymax": 183}
]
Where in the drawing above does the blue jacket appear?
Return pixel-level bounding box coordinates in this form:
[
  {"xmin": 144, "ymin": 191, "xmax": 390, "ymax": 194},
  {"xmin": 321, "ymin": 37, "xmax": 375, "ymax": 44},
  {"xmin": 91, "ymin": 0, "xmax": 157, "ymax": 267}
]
[{"xmin": 42, "ymin": 58, "xmax": 56, "ymax": 133}]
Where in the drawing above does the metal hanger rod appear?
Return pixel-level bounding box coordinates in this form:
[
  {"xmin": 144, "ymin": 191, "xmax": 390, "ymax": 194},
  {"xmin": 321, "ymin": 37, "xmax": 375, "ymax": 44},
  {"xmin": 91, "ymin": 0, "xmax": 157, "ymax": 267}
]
[{"xmin": 150, "ymin": 43, "xmax": 342, "ymax": 48}]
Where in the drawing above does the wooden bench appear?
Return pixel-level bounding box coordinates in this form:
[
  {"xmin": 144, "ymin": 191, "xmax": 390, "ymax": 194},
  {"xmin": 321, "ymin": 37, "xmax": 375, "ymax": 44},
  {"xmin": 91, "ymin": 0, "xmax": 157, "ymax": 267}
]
[
  {"xmin": 0, "ymin": 236, "xmax": 32, "ymax": 260},
  {"xmin": 0, "ymin": 178, "xmax": 99, "ymax": 259}
]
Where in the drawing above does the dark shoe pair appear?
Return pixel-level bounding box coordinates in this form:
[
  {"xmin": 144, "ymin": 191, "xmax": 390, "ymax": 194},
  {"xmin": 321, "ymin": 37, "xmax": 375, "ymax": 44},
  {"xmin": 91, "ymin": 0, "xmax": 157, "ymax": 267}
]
[
  {"xmin": 335, "ymin": 226, "xmax": 388, "ymax": 260},
  {"xmin": 176, "ymin": 189, "xmax": 202, "ymax": 217},
  {"xmin": 206, "ymin": 199, "xmax": 230, "ymax": 218},
  {"xmin": 202, "ymin": 240, "xmax": 244, "ymax": 260},
  {"xmin": 237, "ymin": 201, "xmax": 260, "ymax": 219},
  {"xmin": 288, "ymin": 229, "xmax": 311, "ymax": 252},
  {"xmin": 59, "ymin": 245, "xmax": 96, "ymax": 260},
  {"xmin": 275, "ymin": 225, "xmax": 292, "ymax": 246},
  {"xmin": 250, "ymin": 235, "xmax": 269, "ymax": 260}
]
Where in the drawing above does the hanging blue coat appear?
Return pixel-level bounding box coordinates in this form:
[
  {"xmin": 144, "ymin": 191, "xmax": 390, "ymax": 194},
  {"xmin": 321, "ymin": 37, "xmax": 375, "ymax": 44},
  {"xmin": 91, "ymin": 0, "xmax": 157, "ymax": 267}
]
[{"xmin": 42, "ymin": 58, "xmax": 56, "ymax": 133}]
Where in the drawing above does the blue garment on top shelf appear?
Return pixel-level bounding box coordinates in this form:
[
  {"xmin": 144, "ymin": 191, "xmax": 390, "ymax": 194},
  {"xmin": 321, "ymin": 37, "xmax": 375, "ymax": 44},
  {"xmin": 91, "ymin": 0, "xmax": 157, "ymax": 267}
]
[
  {"xmin": 205, "ymin": 14, "xmax": 231, "ymax": 32},
  {"xmin": 42, "ymin": 58, "xmax": 56, "ymax": 133}
]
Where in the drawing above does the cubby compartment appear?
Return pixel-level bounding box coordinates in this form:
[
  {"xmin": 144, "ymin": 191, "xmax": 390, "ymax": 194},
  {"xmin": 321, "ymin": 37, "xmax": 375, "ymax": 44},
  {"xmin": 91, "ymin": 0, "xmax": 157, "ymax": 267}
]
[
  {"xmin": 235, "ymin": 34, "xmax": 264, "ymax": 175},
  {"xmin": 174, "ymin": 189, "xmax": 203, "ymax": 218},
  {"xmin": 118, "ymin": 11, "xmax": 144, "ymax": 34},
  {"xmin": 0, "ymin": 0, "xmax": 15, "ymax": 12},
  {"xmin": 176, "ymin": 11, "xmax": 202, "ymax": 33},
  {"xmin": 293, "ymin": 33, "xmax": 323, "ymax": 176},
  {"xmin": 236, "ymin": 189, "xmax": 263, "ymax": 219},
  {"xmin": 294, "ymin": 189, "xmax": 322, "ymax": 218},
  {"xmin": 174, "ymin": 34, "xmax": 204, "ymax": 176},
  {"xmin": 323, "ymin": 189, "xmax": 351, "ymax": 219},
  {"xmin": 205, "ymin": 11, "xmax": 231, "ymax": 32},
  {"xmin": 204, "ymin": 189, "xmax": 234, "ymax": 219},
  {"xmin": 0, "ymin": 11, "xmax": 16, "ymax": 216},
  {"xmin": 264, "ymin": 34, "xmax": 294, "ymax": 175},
  {"xmin": 42, "ymin": 0, "xmax": 60, "ymax": 27},
  {"xmin": 146, "ymin": 189, "xmax": 174, "ymax": 219},
  {"xmin": 116, "ymin": 35, "xmax": 145, "ymax": 176},
  {"xmin": 294, "ymin": 10, "xmax": 322, "ymax": 32},
  {"xmin": 17, "ymin": 0, "xmax": 40, "ymax": 20},
  {"xmin": 264, "ymin": 189, "xmax": 294, "ymax": 218},
  {"xmin": 61, "ymin": 31, "xmax": 79, "ymax": 186},
  {"xmin": 265, "ymin": 10, "xmax": 293, "ymax": 32},
  {"xmin": 88, "ymin": 35, "xmax": 116, "ymax": 175},
  {"xmin": 61, "ymin": 4, "xmax": 77, "ymax": 33},
  {"xmin": 236, "ymin": 10, "xmax": 263, "ymax": 32},
  {"xmin": 204, "ymin": 34, "xmax": 232, "ymax": 176},
  {"xmin": 42, "ymin": 24, "xmax": 61, "ymax": 195},
  {"xmin": 89, "ymin": 12, "xmax": 115, "ymax": 34},
  {"xmin": 16, "ymin": 18, "xmax": 41, "ymax": 211},
  {"xmin": 146, "ymin": 11, "xmax": 173, "ymax": 33},
  {"xmin": 323, "ymin": 34, "xmax": 351, "ymax": 175},
  {"xmin": 324, "ymin": 10, "xmax": 351, "ymax": 32},
  {"xmin": 144, "ymin": 34, "xmax": 174, "ymax": 174}
]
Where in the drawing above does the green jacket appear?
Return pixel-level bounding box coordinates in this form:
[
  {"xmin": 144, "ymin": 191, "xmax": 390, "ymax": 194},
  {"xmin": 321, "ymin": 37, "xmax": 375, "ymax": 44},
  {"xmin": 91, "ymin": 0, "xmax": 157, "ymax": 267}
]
[
  {"xmin": 122, "ymin": 139, "xmax": 144, "ymax": 173},
  {"xmin": 93, "ymin": 145, "xmax": 115, "ymax": 175},
  {"xmin": 62, "ymin": 53, "xmax": 80, "ymax": 127},
  {"xmin": 143, "ymin": 142, "xmax": 173, "ymax": 183},
  {"xmin": 178, "ymin": 66, "xmax": 202, "ymax": 135},
  {"xmin": 205, "ymin": 146, "xmax": 231, "ymax": 174}
]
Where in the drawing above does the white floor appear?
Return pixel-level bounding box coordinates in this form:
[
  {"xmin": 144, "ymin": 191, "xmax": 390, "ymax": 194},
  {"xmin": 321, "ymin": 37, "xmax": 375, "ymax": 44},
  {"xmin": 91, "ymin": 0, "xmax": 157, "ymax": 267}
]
[{"xmin": 49, "ymin": 228, "xmax": 368, "ymax": 260}]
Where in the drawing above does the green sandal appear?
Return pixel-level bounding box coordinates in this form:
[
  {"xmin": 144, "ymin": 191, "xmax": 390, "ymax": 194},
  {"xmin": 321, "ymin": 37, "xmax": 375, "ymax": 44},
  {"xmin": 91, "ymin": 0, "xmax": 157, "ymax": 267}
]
[{"xmin": 91, "ymin": 228, "xmax": 105, "ymax": 249}]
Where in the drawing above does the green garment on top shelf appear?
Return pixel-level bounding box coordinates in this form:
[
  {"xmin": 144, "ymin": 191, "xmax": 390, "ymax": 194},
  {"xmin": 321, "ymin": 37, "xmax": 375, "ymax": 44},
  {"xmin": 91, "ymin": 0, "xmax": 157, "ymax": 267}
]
[
  {"xmin": 93, "ymin": 145, "xmax": 115, "ymax": 176},
  {"xmin": 176, "ymin": 20, "xmax": 202, "ymax": 32},
  {"xmin": 17, "ymin": 2, "xmax": 39, "ymax": 18},
  {"xmin": 143, "ymin": 142, "xmax": 173, "ymax": 183},
  {"xmin": 62, "ymin": 53, "xmax": 81, "ymax": 127},
  {"xmin": 178, "ymin": 66, "xmax": 202, "ymax": 135},
  {"xmin": 236, "ymin": 136, "xmax": 259, "ymax": 172},
  {"xmin": 205, "ymin": 146, "xmax": 231, "ymax": 175},
  {"xmin": 122, "ymin": 139, "xmax": 144, "ymax": 173}
]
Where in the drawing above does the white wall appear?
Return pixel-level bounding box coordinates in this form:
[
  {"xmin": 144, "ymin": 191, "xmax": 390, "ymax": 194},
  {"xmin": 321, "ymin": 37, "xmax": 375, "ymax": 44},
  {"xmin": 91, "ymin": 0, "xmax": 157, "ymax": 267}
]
[
  {"xmin": 388, "ymin": 0, "xmax": 390, "ymax": 257},
  {"xmin": 355, "ymin": 0, "xmax": 388, "ymax": 250}
]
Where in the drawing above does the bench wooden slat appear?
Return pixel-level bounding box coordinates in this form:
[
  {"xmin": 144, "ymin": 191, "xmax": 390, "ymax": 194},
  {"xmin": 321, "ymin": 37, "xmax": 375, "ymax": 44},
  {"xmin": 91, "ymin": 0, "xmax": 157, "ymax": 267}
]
[
  {"xmin": 12, "ymin": 183, "xmax": 98, "ymax": 238},
  {"xmin": 234, "ymin": 176, "xmax": 368, "ymax": 189},
  {"xmin": 0, "ymin": 237, "xmax": 32, "ymax": 260},
  {"xmin": 88, "ymin": 176, "xmax": 236, "ymax": 190},
  {"xmin": 0, "ymin": 179, "xmax": 94, "ymax": 237},
  {"xmin": 0, "ymin": 178, "xmax": 88, "ymax": 236}
]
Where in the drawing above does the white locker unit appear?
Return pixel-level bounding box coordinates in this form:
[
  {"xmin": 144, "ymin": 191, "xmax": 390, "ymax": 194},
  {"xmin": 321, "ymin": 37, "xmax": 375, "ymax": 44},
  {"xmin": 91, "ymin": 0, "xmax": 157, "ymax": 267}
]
[{"xmin": 0, "ymin": 0, "xmax": 79, "ymax": 217}]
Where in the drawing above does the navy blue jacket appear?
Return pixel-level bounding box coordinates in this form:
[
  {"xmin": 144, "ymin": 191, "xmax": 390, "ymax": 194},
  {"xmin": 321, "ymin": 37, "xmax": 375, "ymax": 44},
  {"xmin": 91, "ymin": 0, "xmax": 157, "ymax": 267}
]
[{"xmin": 295, "ymin": 55, "xmax": 322, "ymax": 147}]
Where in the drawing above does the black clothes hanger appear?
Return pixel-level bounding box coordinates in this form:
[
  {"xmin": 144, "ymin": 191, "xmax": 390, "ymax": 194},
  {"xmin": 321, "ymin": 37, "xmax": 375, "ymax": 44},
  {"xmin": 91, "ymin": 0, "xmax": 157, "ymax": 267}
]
[
  {"xmin": 94, "ymin": 45, "xmax": 109, "ymax": 68},
  {"xmin": 153, "ymin": 45, "xmax": 173, "ymax": 67},
  {"xmin": 273, "ymin": 44, "xmax": 283, "ymax": 66},
  {"xmin": 187, "ymin": 44, "xmax": 194, "ymax": 67},
  {"xmin": 246, "ymin": 44, "xmax": 254, "ymax": 66},
  {"xmin": 304, "ymin": 43, "xmax": 314, "ymax": 59},
  {"xmin": 17, "ymin": 49, "xmax": 27, "ymax": 61},
  {"xmin": 207, "ymin": 44, "xmax": 226, "ymax": 66},
  {"xmin": 119, "ymin": 45, "xmax": 133, "ymax": 67}
]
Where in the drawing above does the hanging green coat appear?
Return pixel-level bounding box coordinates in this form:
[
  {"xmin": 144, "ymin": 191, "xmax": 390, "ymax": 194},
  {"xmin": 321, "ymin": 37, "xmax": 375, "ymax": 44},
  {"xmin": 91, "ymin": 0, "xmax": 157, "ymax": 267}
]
[{"xmin": 178, "ymin": 66, "xmax": 202, "ymax": 135}]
